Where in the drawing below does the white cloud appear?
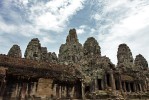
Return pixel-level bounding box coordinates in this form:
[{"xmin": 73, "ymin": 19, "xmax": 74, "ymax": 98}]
[
  {"xmin": 91, "ymin": 13, "xmax": 101, "ymax": 21},
  {"xmin": 77, "ymin": 29, "xmax": 85, "ymax": 34},
  {"xmin": 0, "ymin": 0, "xmax": 86, "ymax": 55},
  {"xmin": 0, "ymin": 21, "xmax": 16, "ymax": 34},
  {"xmin": 92, "ymin": 0, "xmax": 149, "ymax": 64},
  {"xmin": 77, "ymin": 25, "xmax": 87, "ymax": 34},
  {"xmin": 22, "ymin": 0, "xmax": 28, "ymax": 5},
  {"xmin": 42, "ymin": 36, "xmax": 56, "ymax": 44},
  {"xmin": 26, "ymin": 0, "xmax": 86, "ymax": 32},
  {"xmin": 0, "ymin": 17, "xmax": 39, "ymax": 37},
  {"xmin": 1, "ymin": 0, "xmax": 86, "ymax": 34}
]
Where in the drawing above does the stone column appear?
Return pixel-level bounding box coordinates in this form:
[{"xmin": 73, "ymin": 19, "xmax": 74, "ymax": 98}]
[
  {"xmin": 35, "ymin": 82, "xmax": 38, "ymax": 95},
  {"xmin": 104, "ymin": 74, "xmax": 108, "ymax": 89},
  {"xmin": 123, "ymin": 82, "xmax": 126, "ymax": 92},
  {"xmin": 139, "ymin": 84, "xmax": 142, "ymax": 92},
  {"xmin": 59, "ymin": 86, "xmax": 61, "ymax": 98},
  {"xmin": 119, "ymin": 75, "xmax": 123, "ymax": 91},
  {"xmin": 53, "ymin": 84, "xmax": 57, "ymax": 97},
  {"xmin": 66, "ymin": 86, "xmax": 69, "ymax": 97},
  {"xmin": 110, "ymin": 70, "xmax": 116, "ymax": 90},
  {"xmin": 21, "ymin": 83, "xmax": 27, "ymax": 99},
  {"xmin": 144, "ymin": 81, "xmax": 147, "ymax": 92},
  {"xmin": 128, "ymin": 82, "xmax": 131, "ymax": 92},
  {"xmin": 64, "ymin": 86, "xmax": 66, "ymax": 98},
  {"xmin": 81, "ymin": 82, "xmax": 85, "ymax": 100},
  {"xmin": 133, "ymin": 83, "xmax": 136, "ymax": 92},
  {"xmin": 71, "ymin": 86, "xmax": 74, "ymax": 98},
  {"xmin": 95, "ymin": 78, "xmax": 98, "ymax": 91},
  {"xmin": 91, "ymin": 79, "xmax": 95, "ymax": 92},
  {"xmin": 136, "ymin": 83, "xmax": 139, "ymax": 92},
  {"xmin": 142, "ymin": 83, "xmax": 145, "ymax": 92},
  {"xmin": 56, "ymin": 85, "xmax": 60, "ymax": 98},
  {"xmin": 101, "ymin": 79, "xmax": 104, "ymax": 90}
]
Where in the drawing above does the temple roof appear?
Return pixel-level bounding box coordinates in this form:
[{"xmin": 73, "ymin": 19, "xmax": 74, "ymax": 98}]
[{"xmin": 0, "ymin": 54, "xmax": 81, "ymax": 82}]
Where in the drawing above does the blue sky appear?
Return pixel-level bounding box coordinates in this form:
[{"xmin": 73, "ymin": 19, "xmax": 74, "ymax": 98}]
[{"xmin": 0, "ymin": 0, "xmax": 149, "ymax": 64}]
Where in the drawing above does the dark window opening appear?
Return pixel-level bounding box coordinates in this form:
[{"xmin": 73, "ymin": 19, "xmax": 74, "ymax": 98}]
[
  {"xmin": 97, "ymin": 79, "xmax": 102, "ymax": 90},
  {"xmin": 107, "ymin": 74, "xmax": 111, "ymax": 87},
  {"xmin": 75, "ymin": 80, "xmax": 82, "ymax": 99},
  {"xmin": 126, "ymin": 82, "xmax": 130, "ymax": 92},
  {"xmin": 137, "ymin": 84, "xmax": 140, "ymax": 91},
  {"xmin": 85, "ymin": 86, "xmax": 90, "ymax": 93},
  {"xmin": 115, "ymin": 80, "xmax": 120, "ymax": 90},
  {"xmin": 130, "ymin": 82, "xmax": 134, "ymax": 92},
  {"xmin": 122, "ymin": 82, "xmax": 125, "ymax": 91}
]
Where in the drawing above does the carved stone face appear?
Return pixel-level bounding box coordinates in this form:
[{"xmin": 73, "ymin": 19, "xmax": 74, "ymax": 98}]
[
  {"xmin": 8, "ymin": 45, "xmax": 22, "ymax": 58},
  {"xmin": 117, "ymin": 44, "xmax": 133, "ymax": 68}
]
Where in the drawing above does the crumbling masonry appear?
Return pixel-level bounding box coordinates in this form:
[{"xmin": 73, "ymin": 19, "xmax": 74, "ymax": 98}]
[{"xmin": 0, "ymin": 29, "xmax": 149, "ymax": 99}]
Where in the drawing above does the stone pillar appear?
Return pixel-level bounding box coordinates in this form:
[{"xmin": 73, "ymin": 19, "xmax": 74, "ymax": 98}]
[
  {"xmin": 142, "ymin": 83, "xmax": 145, "ymax": 92},
  {"xmin": 61, "ymin": 86, "xmax": 66, "ymax": 98},
  {"xmin": 12, "ymin": 84, "xmax": 18, "ymax": 97},
  {"xmin": 95, "ymin": 78, "xmax": 98, "ymax": 91},
  {"xmin": 59, "ymin": 86, "xmax": 61, "ymax": 98},
  {"xmin": 53, "ymin": 84, "xmax": 57, "ymax": 97},
  {"xmin": 110, "ymin": 70, "xmax": 116, "ymax": 90},
  {"xmin": 128, "ymin": 82, "xmax": 131, "ymax": 92},
  {"xmin": 64, "ymin": 86, "xmax": 66, "ymax": 98},
  {"xmin": 21, "ymin": 83, "xmax": 27, "ymax": 99},
  {"xmin": 139, "ymin": 84, "xmax": 142, "ymax": 92},
  {"xmin": 136, "ymin": 83, "xmax": 139, "ymax": 92},
  {"xmin": 34, "ymin": 82, "xmax": 38, "ymax": 95},
  {"xmin": 71, "ymin": 86, "xmax": 74, "ymax": 98},
  {"xmin": 144, "ymin": 81, "xmax": 147, "ymax": 92},
  {"xmin": 104, "ymin": 74, "xmax": 108, "ymax": 89},
  {"xmin": 81, "ymin": 82, "xmax": 85, "ymax": 100},
  {"xmin": 133, "ymin": 83, "xmax": 137, "ymax": 92},
  {"xmin": 123, "ymin": 82, "xmax": 126, "ymax": 92},
  {"xmin": 56, "ymin": 85, "xmax": 60, "ymax": 97},
  {"xmin": 119, "ymin": 75, "xmax": 123, "ymax": 91},
  {"xmin": 101, "ymin": 79, "xmax": 104, "ymax": 90},
  {"xmin": 73, "ymin": 86, "xmax": 76, "ymax": 98},
  {"xmin": 66, "ymin": 86, "xmax": 68, "ymax": 97},
  {"xmin": 91, "ymin": 79, "xmax": 95, "ymax": 92}
]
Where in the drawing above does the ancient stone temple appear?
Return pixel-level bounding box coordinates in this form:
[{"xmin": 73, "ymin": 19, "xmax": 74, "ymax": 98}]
[
  {"xmin": 59, "ymin": 29, "xmax": 83, "ymax": 63},
  {"xmin": 0, "ymin": 29, "xmax": 149, "ymax": 100}
]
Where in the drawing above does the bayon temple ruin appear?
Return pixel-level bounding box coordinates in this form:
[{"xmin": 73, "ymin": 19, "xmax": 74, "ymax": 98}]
[{"xmin": 0, "ymin": 29, "xmax": 149, "ymax": 99}]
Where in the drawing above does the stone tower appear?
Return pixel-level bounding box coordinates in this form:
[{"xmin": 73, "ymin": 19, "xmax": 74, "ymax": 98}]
[
  {"xmin": 59, "ymin": 29, "xmax": 83, "ymax": 63},
  {"xmin": 83, "ymin": 37, "xmax": 101, "ymax": 57},
  {"xmin": 47, "ymin": 52, "xmax": 58, "ymax": 63},
  {"xmin": 24, "ymin": 38, "xmax": 42, "ymax": 61},
  {"xmin": 8, "ymin": 44, "xmax": 22, "ymax": 58},
  {"xmin": 24, "ymin": 38, "xmax": 58, "ymax": 62},
  {"xmin": 117, "ymin": 44, "xmax": 133, "ymax": 68},
  {"xmin": 134, "ymin": 54, "xmax": 148, "ymax": 70},
  {"xmin": 41, "ymin": 47, "xmax": 48, "ymax": 61}
]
